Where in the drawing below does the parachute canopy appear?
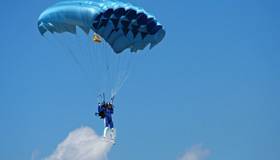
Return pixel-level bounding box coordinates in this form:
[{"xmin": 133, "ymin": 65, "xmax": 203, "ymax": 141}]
[{"xmin": 38, "ymin": 0, "xmax": 165, "ymax": 53}]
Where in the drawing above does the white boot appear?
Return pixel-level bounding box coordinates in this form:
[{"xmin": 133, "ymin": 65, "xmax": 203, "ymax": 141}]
[
  {"xmin": 110, "ymin": 128, "xmax": 116, "ymax": 143},
  {"xmin": 103, "ymin": 127, "xmax": 109, "ymax": 138}
]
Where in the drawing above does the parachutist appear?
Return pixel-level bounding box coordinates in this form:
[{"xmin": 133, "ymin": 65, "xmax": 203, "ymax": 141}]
[
  {"xmin": 96, "ymin": 101, "xmax": 116, "ymax": 142},
  {"xmin": 38, "ymin": 0, "xmax": 165, "ymax": 144}
]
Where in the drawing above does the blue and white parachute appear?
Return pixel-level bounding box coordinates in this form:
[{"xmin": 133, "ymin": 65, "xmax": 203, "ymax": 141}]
[
  {"xmin": 38, "ymin": 0, "xmax": 165, "ymax": 100},
  {"xmin": 38, "ymin": 0, "xmax": 165, "ymax": 53}
]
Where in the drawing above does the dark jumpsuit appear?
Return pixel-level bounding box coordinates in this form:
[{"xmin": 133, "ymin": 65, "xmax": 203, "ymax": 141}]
[{"xmin": 98, "ymin": 104, "xmax": 114, "ymax": 128}]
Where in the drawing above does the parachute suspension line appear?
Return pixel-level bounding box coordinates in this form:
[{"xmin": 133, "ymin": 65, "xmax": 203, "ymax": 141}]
[
  {"xmin": 103, "ymin": 42, "xmax": 111, "ymax": 96},
  {"xmin": 111, "ymin": 52, "xmax": 134, "ymax": 99},
  {"xmin": 109, "ymin": 47, "xmax": 117, "ymax": 98},
  {"xmin": 97, "ymin": 40, "xmax": 108, "ymax": 98},
  {"xmin": 111, "ymin": 55, "xmax": 121, "ymax": 98},
  {"xmin": 112, "ymin": 53, "xmax": 123, "ymax": 98},
  {"xmin": 45, "ymin": 32, "xmax": 131, "ymax": 103},
  {"xmin": 45, "ymin": 33, "xmax": 93, "ymax": 83},
  {"xmin": 114, "ymin": 53, "xmax": 133, "ymax": 97},
  {"xmin": 108, "ymin": 44, "xmax": 114, "ymax": 100},
  {"xmin": 97, "ymin": 40, "xmax": 107, "ymax": 98},
  {"xmin": 110, "ymin": 49, "xmax": 120, "ymax": 99},
  {"xmin": 92, "ymin": 40, "xmax": 130, "ymax": 101},
  {"xmin": 103, "ymin": 42, "xmax": 113, "ymax": 100},
  {"xmin": 93, "ymin": 46, "xmax": 102, "ymax": 98},
  {"xmin": 91, "ymin": 36, "xmax": 112, "ymax": 101},
  {"xmin": 88, "ymin": 34, "xmax": 97, "ymax": 80},
  {"xmin": 87, "ymin": 48, "xmax": 97, "ymax": 104},
  {"xmin": 88, "ymin": 34, "xmax": 99, "ymax": 96},
  {"xmin": 44, "ymin": 32, "xmax": 132, "ymax": 102},
  {"xmin": 101, "ymin": 42, "xmax": 107, "ymax": 98},
  {"xmin": 85, "ymin": 32, "xmax": 101, "ymax": 94},
  {"xmin": 74, "ymin": 32, "xmax": 95, "ymax": 90},
  {"xmin": 93, "ymin": 38, "xmax": 101, "ymax": 97},
  {"xmin": 51, "ymin": 33, "xmax": 88, "ymax": 77},
  {"xmin": 110, "ymin": 53, "xmax": 121, "ymax": 98}
]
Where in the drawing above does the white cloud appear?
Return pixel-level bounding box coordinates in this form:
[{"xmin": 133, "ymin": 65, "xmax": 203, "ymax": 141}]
[
  {"xmin": 44, "ymin": 127, "xmax": 112, "ymax": 160},
  {"xmin": 179, "ymin": 144, "xmax": 210, "ymax": 160}
]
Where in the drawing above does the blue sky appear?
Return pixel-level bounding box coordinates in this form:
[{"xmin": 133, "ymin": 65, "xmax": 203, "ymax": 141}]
[{"xmin": 0, "ymin": 0, "xmax": 280, "ymax": 159}]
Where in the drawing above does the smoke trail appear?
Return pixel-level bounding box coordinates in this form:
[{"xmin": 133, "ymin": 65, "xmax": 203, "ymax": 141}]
[{"xmin": 44, "ymin": 127, "xmax": 113, "ymax": 160}]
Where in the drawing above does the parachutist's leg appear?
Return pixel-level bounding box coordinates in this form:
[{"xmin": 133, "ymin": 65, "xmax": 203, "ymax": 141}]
[
  {"xmin": 109, "ymin": 119, "xmax": 114, "ymax": 129},
  {"xmin": 108, "ymin": 119, "xmax": 115, "ymax": 142},
  {"xmin": 110, "ymin": 128, "xmax": 116, "ymax": 141},
  {"xmin": 103, "ymin": 118, "xmax": 110, "ymax": 138},
  {"xmin": 103, "ymin": 127, "xmax": 110, "ymax": 138}
]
